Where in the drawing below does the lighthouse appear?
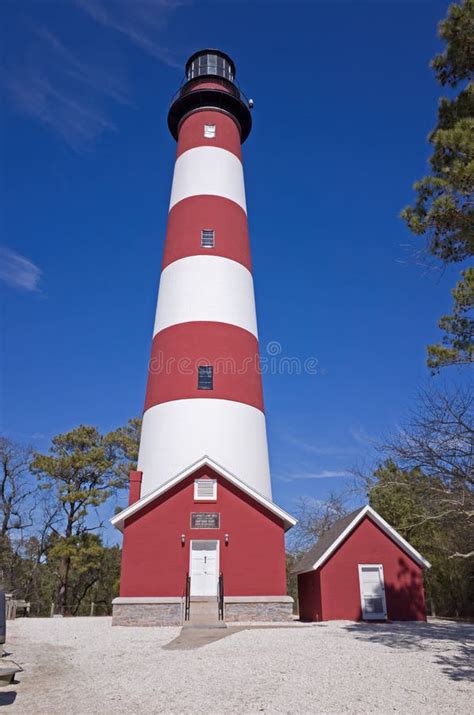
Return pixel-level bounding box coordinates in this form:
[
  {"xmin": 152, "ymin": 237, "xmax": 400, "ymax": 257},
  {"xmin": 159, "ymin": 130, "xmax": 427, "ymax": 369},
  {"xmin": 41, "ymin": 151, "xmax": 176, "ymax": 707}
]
[{"xmin": 112, "ymin": 50, "xmax": 296, "ymax": 626}]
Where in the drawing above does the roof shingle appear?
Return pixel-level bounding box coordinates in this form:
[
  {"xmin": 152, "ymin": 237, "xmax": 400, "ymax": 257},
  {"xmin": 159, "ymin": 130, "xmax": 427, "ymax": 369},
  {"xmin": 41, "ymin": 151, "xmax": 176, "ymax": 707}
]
[{"xmin": 291, "ymin": 507, "xmax": 365, "ymax": 574}]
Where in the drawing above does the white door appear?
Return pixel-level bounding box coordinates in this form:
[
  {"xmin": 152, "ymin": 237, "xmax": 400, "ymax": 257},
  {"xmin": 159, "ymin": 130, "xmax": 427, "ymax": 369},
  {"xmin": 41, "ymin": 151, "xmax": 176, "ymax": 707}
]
[
  {"xmin": 358, "ymin": 564, "xmax": 387, "ymax": 620},
  {"xmin": 190, "ymin": 541, "xmax": 218, "ymax": 596}
]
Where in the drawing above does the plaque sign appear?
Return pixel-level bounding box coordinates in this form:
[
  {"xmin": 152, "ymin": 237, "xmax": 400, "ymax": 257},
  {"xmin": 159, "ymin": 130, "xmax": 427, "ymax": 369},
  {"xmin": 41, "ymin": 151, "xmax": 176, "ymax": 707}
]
[{"xmin": 191, "ymin": 512, "xmax": 220, "ymax": 529}]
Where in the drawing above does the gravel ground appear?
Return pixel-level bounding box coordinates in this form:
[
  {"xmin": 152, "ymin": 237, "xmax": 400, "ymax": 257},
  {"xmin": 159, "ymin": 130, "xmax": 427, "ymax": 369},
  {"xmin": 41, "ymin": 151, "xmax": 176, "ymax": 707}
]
[{"xmin": 1, "ymin": 617, "xmax": 472, "ymax": 713}]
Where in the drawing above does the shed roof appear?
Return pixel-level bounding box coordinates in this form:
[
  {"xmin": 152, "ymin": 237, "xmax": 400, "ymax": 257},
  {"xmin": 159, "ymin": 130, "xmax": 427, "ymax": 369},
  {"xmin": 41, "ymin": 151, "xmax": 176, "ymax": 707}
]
[{"xmin": 291, "ymin": 505, "xmax": 431, "ymax": 574}]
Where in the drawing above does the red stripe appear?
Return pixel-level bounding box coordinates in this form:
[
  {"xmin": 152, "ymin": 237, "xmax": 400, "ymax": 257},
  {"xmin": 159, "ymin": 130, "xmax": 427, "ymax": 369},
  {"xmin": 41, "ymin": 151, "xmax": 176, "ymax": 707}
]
[
  {"xmin": 144, "ymin": 322, "xmax": 264, "ymax": 412},
  {"xmin": 176, "ymin": 110, "xmax": 242, "ymax": 160},
  {"xmin": 162, "ymin": 195, "xmax": 252, "ymax": 272}
]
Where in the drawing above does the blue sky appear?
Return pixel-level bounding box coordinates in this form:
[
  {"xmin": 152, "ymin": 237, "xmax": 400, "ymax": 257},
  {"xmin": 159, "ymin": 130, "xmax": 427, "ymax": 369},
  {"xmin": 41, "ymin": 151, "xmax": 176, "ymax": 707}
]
[{"xmin": 1, "ymin": 0, "xmax": 464, "ymax": 536}]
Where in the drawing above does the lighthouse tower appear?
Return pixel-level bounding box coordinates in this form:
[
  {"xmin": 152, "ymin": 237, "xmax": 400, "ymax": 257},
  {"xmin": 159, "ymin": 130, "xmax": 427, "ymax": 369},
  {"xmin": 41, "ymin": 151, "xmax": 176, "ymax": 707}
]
[{"xmin": 112, "ymin": 50, "xmax": 296, "ymax": 626}]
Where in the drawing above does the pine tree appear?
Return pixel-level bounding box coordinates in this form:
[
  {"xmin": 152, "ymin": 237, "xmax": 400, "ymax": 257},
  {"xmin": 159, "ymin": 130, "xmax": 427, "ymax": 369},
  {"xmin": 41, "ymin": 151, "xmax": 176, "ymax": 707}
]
[
  {"xmin": 427, "ymin": 267, "xmax": 474, "ymax": 370},
  {"xmin": 401, "ymin": 0, "xmax": 473, "ymax": 369},
  {"xmin": 31, "ymin": 426, "xmax": 124, "ymax": 613}
]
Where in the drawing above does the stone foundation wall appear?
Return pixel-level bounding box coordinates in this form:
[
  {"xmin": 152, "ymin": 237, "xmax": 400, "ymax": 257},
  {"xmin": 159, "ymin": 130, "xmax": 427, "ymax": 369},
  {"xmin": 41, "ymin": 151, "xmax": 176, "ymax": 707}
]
[
  {"xmin": 112, "ymin": 601, "xmax": 182, "ymax": 627},
  {"xmin": 225, "ymin": 599, "xmax": 293, "ymax": 622},
  {"xmin": 112, "ymin": 596, "xmax": 293, "ymax": 625}
]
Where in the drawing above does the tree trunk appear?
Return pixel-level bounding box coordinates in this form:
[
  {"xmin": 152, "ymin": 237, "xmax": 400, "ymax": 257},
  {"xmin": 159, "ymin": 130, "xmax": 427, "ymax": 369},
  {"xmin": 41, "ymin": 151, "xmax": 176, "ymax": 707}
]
[
  {"xmin": 57, "ymin": 512, "xmax": 74, "ymax": 615},
  {"xmin": 57, "ymin": 554, "xmax": 71, "ymax": 615}
]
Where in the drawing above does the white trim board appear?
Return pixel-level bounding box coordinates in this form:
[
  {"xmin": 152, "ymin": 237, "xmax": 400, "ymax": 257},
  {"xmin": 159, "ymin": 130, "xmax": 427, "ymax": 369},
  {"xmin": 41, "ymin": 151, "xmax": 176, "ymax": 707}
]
[
  {"xmin": 111, "ymin": 455, "xmax": 297, "ymax": 532},
  {"xmin": 294, "ymin": 505, "xmax": 431, "ymax": 574}
]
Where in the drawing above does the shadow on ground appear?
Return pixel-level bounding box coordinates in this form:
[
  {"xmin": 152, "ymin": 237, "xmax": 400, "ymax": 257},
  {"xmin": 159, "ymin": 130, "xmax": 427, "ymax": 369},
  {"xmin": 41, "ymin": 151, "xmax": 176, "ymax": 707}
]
[
  {"xmin": 0, "ymin": 691, "xmax": 17, "ymax": 707},
  {"xmin": 344, "ymin": 620, "xmax": 474, "ymax": 682}
]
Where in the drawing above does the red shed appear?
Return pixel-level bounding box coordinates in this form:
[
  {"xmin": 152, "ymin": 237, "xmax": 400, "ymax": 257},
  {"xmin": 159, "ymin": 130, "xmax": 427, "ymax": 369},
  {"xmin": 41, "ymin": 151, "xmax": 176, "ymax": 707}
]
[{"xmin": 293, "ymin": 506, "xmax": 430, "ymax": 622}]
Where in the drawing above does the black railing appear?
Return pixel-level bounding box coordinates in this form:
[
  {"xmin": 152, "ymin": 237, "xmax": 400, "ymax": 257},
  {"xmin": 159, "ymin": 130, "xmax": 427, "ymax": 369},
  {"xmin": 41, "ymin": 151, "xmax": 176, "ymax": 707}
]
[
  {"xmin": 184, "ymin": 574, "xmax": 191, "ymax": 622},
  {"xmin": 170, "ymin": 76, "xmax": 251, "ymax": 110},
  {"xmin": 217, "ymin": 572, "xmax": 224, "ymax": 621},
  {"xmin": 168, "ymin": 75, "xmax": 252, "ymax": 142}
]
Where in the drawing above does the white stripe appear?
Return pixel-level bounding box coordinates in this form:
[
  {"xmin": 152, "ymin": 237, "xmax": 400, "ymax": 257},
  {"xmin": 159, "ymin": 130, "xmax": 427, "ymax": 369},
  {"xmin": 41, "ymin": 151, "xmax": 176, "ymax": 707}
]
[
  {"xmin": 153, "ymin": 255, "xmax": 258, "ymax": 337},
  {"xmin": 138, "ymin": 399, "xmax": 272, "ymax": 499},
  {"xmin": 169, "ymin": 146, "xmax": 247, "ymax": 213}
]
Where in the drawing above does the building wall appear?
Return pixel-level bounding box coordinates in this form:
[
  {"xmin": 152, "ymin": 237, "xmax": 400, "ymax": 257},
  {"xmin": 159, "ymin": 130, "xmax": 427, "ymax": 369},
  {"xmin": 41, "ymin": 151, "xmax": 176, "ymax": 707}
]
[
  {"xmin": 119, "ymin": 466, "xmax": 287, "ymax": 597},
  {"xmin": 299, "ymin": 517, "xmax": 427, "ymax": 622}
]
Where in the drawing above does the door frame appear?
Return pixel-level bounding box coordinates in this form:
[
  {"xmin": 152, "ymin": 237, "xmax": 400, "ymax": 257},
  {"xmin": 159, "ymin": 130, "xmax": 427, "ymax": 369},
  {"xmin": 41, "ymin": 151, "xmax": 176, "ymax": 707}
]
[
  {"xmin": 189, "ymin": 539, "xmax": 220, "ymax": 597},
  {"xmin": 358, "ymin": 563, "xmax": 387, "ymax": 620}
]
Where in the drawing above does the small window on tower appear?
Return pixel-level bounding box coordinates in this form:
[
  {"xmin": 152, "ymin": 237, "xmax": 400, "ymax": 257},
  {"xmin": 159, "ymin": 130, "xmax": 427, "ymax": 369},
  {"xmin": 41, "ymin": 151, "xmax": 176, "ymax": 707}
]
[
  {"xmin": 204, "ymin": 124, "xmax": 216, "ymax": 138},
  {"xmin": 201, "ymin": 229, "xmax": 215, "ymax": 248},
  {"xmin": 194, "ymin": 478, "xmax": 217, "ymax": 501},
  {"xmin": 198, "ymin": 365, "xmax": 213, "ymax": 390}
]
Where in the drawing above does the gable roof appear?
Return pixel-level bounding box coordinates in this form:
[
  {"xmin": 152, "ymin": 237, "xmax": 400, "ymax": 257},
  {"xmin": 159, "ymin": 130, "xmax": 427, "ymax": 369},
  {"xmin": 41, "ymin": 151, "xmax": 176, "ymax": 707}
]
[
  {"xmin": 111, "ymin": 455, "xmax": 297, "ymax": 532},
  {"xmin": 291, "ymin": 505, "xmax": 431, "ymax": 574}
]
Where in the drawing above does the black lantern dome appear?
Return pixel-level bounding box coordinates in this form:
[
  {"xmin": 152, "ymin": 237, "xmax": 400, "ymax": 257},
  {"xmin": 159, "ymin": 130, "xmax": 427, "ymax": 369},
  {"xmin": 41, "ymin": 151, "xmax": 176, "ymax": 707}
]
[{"xmin": 168, "ymin": 49, "xmax": 252, "ymax": 143}]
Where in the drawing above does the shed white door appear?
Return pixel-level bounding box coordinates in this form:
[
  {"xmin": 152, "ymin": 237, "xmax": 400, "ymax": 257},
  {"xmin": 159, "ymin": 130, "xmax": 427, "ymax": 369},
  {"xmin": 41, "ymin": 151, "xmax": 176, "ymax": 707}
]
[
  {"xmin": 358, "ymin": 564, "xmax": 387, "ymax": 620},
  {"xmin": 190, "ymin": 541, "xmax": 218, "ymax": 596}
]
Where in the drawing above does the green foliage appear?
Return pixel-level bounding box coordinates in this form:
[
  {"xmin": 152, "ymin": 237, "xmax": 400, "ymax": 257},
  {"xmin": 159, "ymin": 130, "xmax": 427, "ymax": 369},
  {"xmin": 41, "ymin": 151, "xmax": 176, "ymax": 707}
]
[
  {"xmin": 401, "ymin": 0, "xmax": 474, "ymax": 369},
  {"xmin": 369, "ymin": 462, "xmax": 437, "ymax": 539},
  {"xmin": 0, "ymin": 422, "xmax": 138, "ymax": 615},
  {"xmin": 431, "ymin": 0, "xmax": 474, "ymax": 86},
  {"xmin": 45, "ymin": 532, "xmax": 121, "ymax": 615},
  {"xmin": 31, "ymin": 425, "xmax": 123, "ymax": 520},
  {"xmin": 368, "ymin": 460, "xmax": 474, "ymax": 617},
  {"xmin": 0, "ymin": 531, "xmax": 121, "ymax": 616},
  {"xmin": 107, "ymin": 416, "xmax": 142, "ymax": 487},
  {"xmin": 401, "ymin": 97, "xmax": 474, "ymax": 263},
  {"xmin": 427, "ymin": 267, "xmax": 474, "ymax": 370},
  {"xmin": 400, "ymin": 85, "xmax": 474, "ymax": 264},
  {"xmin": 29, "ymin": 422, "xmax": 139, "ymax": 612}
]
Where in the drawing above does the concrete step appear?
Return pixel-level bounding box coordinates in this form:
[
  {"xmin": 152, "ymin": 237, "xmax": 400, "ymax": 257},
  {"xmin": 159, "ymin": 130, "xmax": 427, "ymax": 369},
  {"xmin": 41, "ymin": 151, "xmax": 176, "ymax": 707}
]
[
  {"xmin": 187, "ymin": 599, "xmax": 223, "ymax": 626},
  {"xmin": 182, "ymin": 622, "xmax": 227, "ymax": 630}
]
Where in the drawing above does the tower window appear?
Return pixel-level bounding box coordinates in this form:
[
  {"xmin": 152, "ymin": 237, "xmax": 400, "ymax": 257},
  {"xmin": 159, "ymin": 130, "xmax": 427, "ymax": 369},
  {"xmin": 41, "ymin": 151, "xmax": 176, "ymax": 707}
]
[
  {"xmin": 204, "ymin": 124, "xmax": 216, "ymax": 138},
  {"xmin": 194, "ymin": 478, "xmax": 217, "ymax": 501},
  {"xmin": 198, "ymin": 365, "xmax": 213, "ymax": 390},
  {"xmin": 201, "ymin": 229, "xmax": 215, "ymax": 248}
]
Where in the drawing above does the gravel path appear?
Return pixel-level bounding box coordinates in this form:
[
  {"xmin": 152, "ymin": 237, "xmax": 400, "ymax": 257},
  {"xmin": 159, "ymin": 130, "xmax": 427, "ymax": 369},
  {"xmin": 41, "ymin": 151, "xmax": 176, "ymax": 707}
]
[{"xmin": 1, "ymin": 617, "xmax": 472, "ymax": 713}]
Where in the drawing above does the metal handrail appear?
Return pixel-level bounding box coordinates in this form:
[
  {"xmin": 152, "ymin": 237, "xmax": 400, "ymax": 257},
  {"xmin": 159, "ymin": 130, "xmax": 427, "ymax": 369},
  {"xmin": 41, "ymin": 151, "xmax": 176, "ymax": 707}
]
[
  {"xmin": 184, "ymin": 574, "xmax": 191, "ymax": 621},
  {"xmin": 217, "ymin": 572, "xmax": 224, "ymax": 621}
]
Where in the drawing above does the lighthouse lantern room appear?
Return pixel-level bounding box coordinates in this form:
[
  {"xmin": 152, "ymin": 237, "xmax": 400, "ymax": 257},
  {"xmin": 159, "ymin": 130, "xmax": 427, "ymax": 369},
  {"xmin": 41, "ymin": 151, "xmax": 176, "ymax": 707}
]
[{"xmin": 112, "ymin": 50, "xmax": 296, "ymax": 626}]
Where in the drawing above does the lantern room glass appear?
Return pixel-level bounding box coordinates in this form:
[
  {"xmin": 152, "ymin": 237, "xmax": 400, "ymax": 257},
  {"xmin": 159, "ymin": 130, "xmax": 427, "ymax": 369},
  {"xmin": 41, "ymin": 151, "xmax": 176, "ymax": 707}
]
[{"xmin": 187, "ymin": 53, "xmax": 234, "ymax": 81}]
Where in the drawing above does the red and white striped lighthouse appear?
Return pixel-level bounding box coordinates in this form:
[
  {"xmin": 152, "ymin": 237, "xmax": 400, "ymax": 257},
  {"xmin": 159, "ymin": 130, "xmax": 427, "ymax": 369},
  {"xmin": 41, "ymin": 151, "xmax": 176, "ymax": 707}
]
[
  {"xmin": 139, "ymin": 49, "xmax": 271, "ymax": 499},
  {"xmin": 112, "ymin": 50, "xmax": 296, "ymax": 626}
]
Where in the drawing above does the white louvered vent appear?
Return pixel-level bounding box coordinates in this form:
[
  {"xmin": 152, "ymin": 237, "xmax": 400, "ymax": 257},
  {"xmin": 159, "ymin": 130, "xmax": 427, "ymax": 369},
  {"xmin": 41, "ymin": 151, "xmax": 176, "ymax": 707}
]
[
  {"xmin": 204, "ymin": 124, "xmax": 216, "ymax": 138},
  {"xmin": 201, "ymin": 229, "xmax": 215, "ymax": 248},
  {"xmin": 194, "ymin": 479, "xmax": 217, "ymax": 501}
]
